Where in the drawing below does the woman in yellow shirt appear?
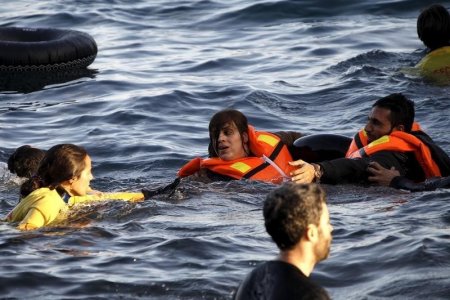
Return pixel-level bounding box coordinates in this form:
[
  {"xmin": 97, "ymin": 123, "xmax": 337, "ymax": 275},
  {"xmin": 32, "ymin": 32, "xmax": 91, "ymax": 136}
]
[{"xmin": 5, "ymin": 144, "xmax": 143, "ymax": 230}]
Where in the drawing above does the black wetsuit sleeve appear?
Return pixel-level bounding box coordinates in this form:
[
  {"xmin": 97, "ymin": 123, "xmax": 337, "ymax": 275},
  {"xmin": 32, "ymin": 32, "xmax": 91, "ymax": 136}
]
[
  {"xmin": 389, "ymin": 176, "xmax": 426, "ymax": 191},
  {"xmin": 318, "ymin": 151, "xmax": 408, "ymax": 184},
  {"xmin": 274, "ymin": 131, "xmax": 304, "ymax": 146},
  {"xmin": 390, "ymin": 175, "xmax": 450, "ymax": 191},
  {"xmin": 274, "ymin": 131, "xmax": 304, "ymax": 160}
]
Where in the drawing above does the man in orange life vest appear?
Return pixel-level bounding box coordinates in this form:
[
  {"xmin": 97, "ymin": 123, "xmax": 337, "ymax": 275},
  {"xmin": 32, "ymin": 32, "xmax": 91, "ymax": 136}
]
[
  {"xmin": 290, "ymin": 93, "xmax": 450, "ymax": 185},
  {"xmin": 178, "ymin": 109, "xmax": 303, "ymax": 184}
]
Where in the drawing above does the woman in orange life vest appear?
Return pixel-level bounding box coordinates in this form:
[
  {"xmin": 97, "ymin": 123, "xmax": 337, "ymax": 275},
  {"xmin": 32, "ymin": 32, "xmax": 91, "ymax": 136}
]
[
  {"xmin": 290, "ymin": 93, "xmax": 450, "ymax": 185},
  {"xmin": 177, "ymin": 109, "xmax": 303, "ymax": 184}
]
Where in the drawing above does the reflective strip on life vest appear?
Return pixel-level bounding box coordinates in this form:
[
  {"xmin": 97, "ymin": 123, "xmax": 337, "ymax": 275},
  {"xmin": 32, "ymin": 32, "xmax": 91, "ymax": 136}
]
[
  {"xmin": 230, "ymin": 161, "xmax": 252, "ymax": 174},
  {"xmin": 257, "ymin": 134, "xmax": 278, "ymax": 147}
]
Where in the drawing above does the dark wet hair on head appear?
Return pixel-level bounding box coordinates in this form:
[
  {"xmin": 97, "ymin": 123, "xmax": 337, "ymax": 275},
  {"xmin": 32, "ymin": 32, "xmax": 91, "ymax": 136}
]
[
  {"xmin": 417, "ymin": 4, "xmax": 450, "ymax": 50},
  {"xmin": 373, "ymin": 93, "xmax": 415, "ymax": 132},
  {"xmin": 7, "ymin": 145, "xmax": 46, "ymax": 178},
  {"xmin": 207, "ymin": 109, "xmax": 249, "ymax": 157},
  {"xmin": 263, "ymin": 183, "xmax": 326, "ymax": 251},
  {"xmin": 20, "ymin": 144, "xmax": 88, "ymax": 197}
]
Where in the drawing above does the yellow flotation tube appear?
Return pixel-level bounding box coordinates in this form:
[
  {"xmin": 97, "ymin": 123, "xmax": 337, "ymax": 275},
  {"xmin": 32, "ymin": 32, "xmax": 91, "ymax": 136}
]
[
  {"xmin": 68, "ymin": 192, "xmax": 144, "ymax": 206},
  {"xmin": 416, "ymin": 46, "xmax": 450, "ymax": 82}
]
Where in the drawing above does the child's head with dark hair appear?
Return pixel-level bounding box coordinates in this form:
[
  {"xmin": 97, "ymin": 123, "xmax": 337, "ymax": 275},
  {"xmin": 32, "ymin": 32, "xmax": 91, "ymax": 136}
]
[
  {"xmin": 417, "ymin": 4, "xmax": 450, "ymax": 50},
  {"xmin": 7, "ymin": 145, "xmax": 46, "ymax": 178}
]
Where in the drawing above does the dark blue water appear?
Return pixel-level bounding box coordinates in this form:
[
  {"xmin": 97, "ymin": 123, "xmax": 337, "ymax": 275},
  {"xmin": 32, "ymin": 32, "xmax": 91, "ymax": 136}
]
[{"xmin": 1, "ymin": 0, "xmax": 450, "ymax": 299}]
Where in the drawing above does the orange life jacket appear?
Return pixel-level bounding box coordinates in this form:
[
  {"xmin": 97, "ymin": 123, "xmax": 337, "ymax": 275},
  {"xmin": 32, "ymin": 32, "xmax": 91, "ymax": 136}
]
[
  {"xmin": 345, "ymin": 122, "xmax": 422, "ymax": 158},
  {"xmin": 177, "ymin": 126, "xmax": 296, "ymax": 184},
  {"xmin": 345, "ymin": 122, "xmax": 442, "ymax": 178}
]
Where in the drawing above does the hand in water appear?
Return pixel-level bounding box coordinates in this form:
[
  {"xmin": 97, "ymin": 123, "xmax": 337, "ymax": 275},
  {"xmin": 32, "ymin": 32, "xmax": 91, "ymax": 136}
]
[{"xmin": 87, "ymin": 186, "xmax": 103, "ymax": 197}]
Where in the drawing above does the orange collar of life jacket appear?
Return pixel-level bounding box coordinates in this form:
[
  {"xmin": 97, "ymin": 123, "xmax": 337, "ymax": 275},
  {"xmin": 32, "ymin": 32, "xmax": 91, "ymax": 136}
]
[
  {"xmin": 345, "ymin": 122, "xmax": 422, "ymax": 157},
  {"xmin": 177, "ymin": 125, "xmax": 295, "ymax": 184},
  {"xmin": 345, "ymin": 122, "xmax": 441, "ymax": 178}
]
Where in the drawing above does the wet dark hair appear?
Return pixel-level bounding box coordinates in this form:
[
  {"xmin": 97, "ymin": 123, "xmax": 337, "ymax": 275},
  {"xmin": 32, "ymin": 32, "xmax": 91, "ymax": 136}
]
[
  {"xmin": 417, "ymin": 4, "xmax": 450, "ymax": 50},
  {"xmin": 373, "ymin": 93, "xmax": 415, "ymax": 132},
  {"xmin": 207, "ymin": 109, "xmax": 249, "ymax": 158},
  {"xmin": 20, "ymin": 144, "xmax": 88, "ymax": 197},
  {"xmin": 7, "ymin": 145, "xmax": 46, "ymax": 178},
  {"xmin": 263, "ymin": 183, "xmax": 326, "ymax": 251}
]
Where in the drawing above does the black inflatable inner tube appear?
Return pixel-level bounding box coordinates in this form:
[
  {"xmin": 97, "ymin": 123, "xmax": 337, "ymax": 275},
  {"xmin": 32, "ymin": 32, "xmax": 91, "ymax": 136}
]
[
  {"xmin": 293, "ymin": 133, "xmax": 352, "ymax": 163},
  {"xmin": 0, "ymin": 27, "xmax": 97, "ymax": 72}
]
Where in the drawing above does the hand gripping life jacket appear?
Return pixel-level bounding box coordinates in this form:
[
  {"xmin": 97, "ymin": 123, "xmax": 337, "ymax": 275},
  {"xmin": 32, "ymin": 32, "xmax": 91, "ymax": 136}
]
[
  {"xmin": 416, "ymin": 46, "xmax": 450, "ymax": 80},
  {"xmin": 345, "ymin": 122, "xmax": 445, "ymax": 178},
  {"xmin": 177, "ymin": 126, "xmax": 296, "ymax": 184}
]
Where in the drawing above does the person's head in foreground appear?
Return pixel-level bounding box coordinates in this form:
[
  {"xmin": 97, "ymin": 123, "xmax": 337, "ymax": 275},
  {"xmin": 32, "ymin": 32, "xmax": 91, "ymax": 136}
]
[
  {"xmin": 234, "ymin": 183, "xmax": 333, "ymax": 300},
  {"xmin": 264, "ymin": 182, "xmax": 333, "ymax": 265},
  {"xmin": 417, "ymin": 4, "xmax": 450, "ymax": 51},
  {"xmin": 7, "ymin": 145, "xmax": 46, "ymax": 178},
  {"xmin": 20, "ymin": 144, "xmax": 93, "ymax": 198},
  {"xmin": 364, "ymin": 93, "xmax": 415, "ymax": 143},
  {"xmin": 208, "ymin": 109, "xmax": 250, "ymax": 160}
]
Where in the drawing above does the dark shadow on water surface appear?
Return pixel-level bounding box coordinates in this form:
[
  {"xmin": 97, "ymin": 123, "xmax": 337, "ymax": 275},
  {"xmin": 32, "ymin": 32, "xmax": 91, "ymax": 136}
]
[{"xmin": 0, "ymin": 68, "xmax": 97, "ymax": 94}]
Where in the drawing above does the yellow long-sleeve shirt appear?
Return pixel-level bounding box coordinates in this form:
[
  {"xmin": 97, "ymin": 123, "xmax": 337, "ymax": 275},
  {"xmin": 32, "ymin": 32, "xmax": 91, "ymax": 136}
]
[{"xmin": 5, "ymin": 188, "xmax": 144, "ymax": 230}]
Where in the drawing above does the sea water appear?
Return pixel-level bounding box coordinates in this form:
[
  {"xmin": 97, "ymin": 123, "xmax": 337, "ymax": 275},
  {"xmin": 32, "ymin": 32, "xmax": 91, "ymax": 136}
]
[{"xmin": 1, "ymin": 0, "xmax": 450, "ymax": 299}]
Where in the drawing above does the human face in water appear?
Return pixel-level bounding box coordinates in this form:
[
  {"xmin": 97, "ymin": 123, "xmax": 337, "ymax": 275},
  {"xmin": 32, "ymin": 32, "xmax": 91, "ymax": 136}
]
[
  {"xmin": 364, "ymin": 106, "xmax": 396, "ymax": 143},
  {"xmin": 216, "ymin": 122, "xmax": 249, "ymax": 161},
  {"xmin": 314, "ymin": 202, "xmax": 333, "ymax": 262},
  {"xmin": 67, "ymin": 155, "xmax": 94, "ymax": 196}
]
